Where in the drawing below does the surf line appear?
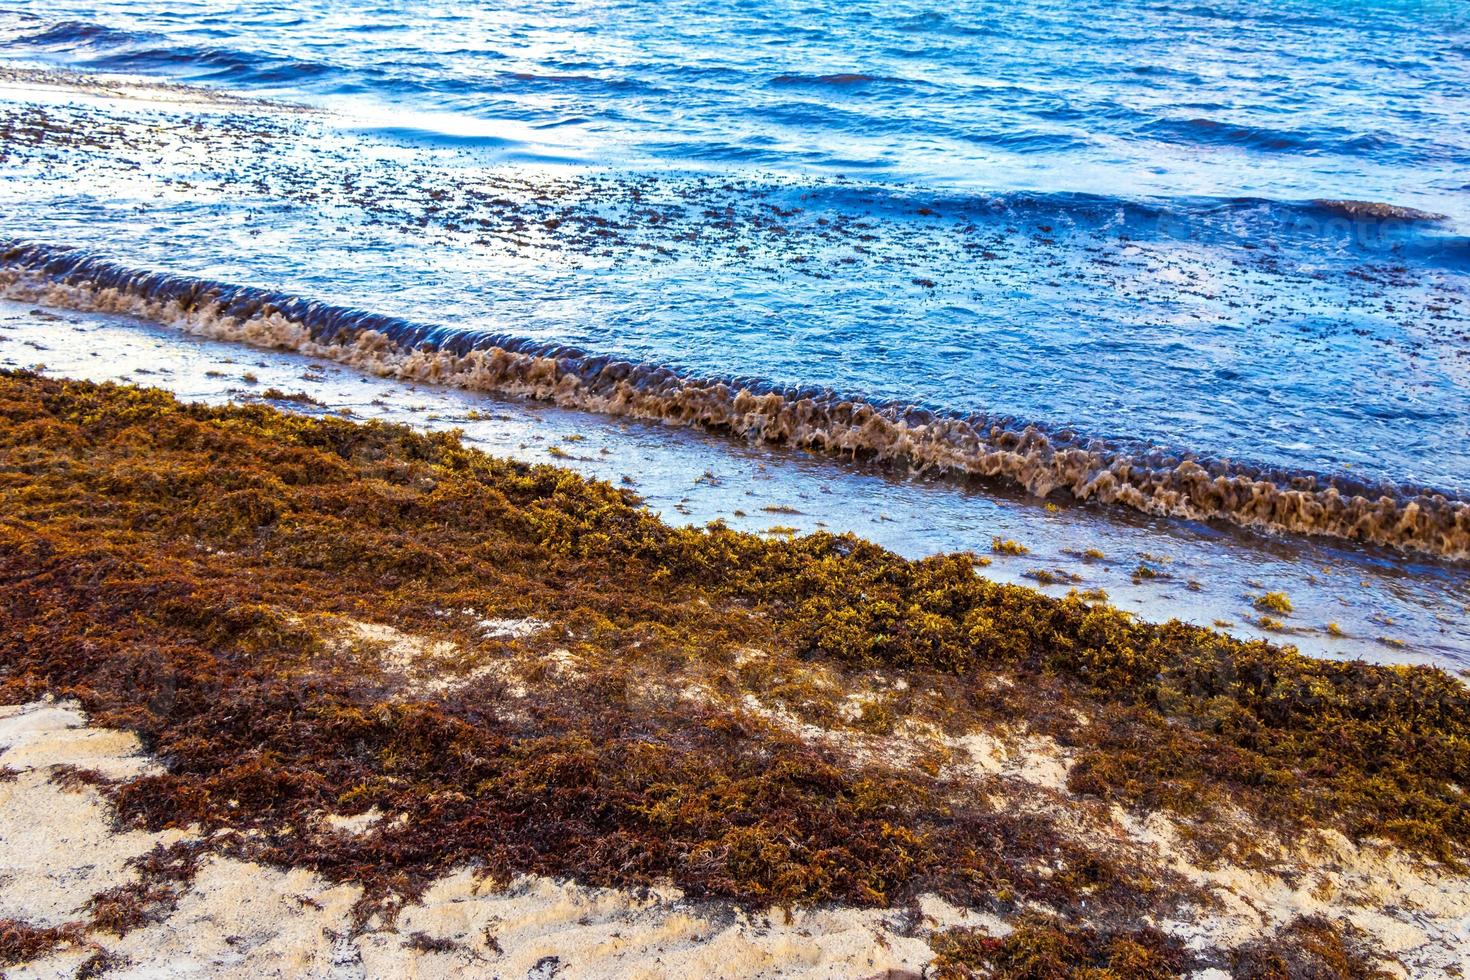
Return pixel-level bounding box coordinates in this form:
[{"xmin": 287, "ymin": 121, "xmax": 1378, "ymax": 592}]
[{"xmin": 3, "ymin": 239, "xmax": 1466, "ymax": 559}]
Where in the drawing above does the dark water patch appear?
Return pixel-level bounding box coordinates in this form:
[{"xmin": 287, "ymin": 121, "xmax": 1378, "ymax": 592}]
[
  {"xmin": 1141, "ymin": 115, "xmax": 1394, "ymax": 157},
  {"xmin": 769, "ymin": 72, "xmax": 919, "ymax": 88}
]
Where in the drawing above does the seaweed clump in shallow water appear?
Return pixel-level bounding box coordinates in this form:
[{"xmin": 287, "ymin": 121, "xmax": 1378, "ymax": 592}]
[{"xmin": 0, "ymin": 372, "xmax": 1465, "ymax": 968}]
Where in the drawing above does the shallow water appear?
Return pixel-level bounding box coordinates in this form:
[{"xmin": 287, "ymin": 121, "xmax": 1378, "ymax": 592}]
[
  {"xmin": 0, "ymin": 2, "xmax": 1467, "ymax": 494},
  {"xmin": 0, "ymin": 2, "xmax": 1466, "ymax": 661}
]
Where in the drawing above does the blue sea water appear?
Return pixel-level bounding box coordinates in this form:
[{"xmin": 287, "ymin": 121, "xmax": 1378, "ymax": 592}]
[
  {"xmin": 5, "ymin": 0, "xmax": 1469, "ymax": 209},
  {"xmin": 1, "ymin": 0, "xmax": 1468, "ymax": 490}
]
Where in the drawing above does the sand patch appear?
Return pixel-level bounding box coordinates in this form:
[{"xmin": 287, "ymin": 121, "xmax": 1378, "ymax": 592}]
[
  {"xmin": 0, "ymin": 700, "xmax": 192, "ymax": 928},
  {"xmin": 947, "ymin": 730, "xmax": 1072, "ymax": 793},
  {"xmin": 477, "ymin": 617, "xmax": 550, "ymax": 641},
  {"xmin": 328, "ymin": 618, "xmax": 461, "ymax": 675},
  {"xmin": 316, "ymin": 615, "xmax": 558, "ymax": 698},
  {"xmin": 354, "ymin": 872, "xmax": 981, "ymax": 979}
]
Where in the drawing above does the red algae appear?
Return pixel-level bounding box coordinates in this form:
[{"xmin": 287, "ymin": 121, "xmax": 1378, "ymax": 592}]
[{"xmin": 0, "ymin": 919, "xmax": 88, "ymax": 966}]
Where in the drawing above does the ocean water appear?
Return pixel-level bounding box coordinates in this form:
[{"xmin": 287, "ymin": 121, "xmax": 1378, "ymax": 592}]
[
  {"xmin": 0, "ymin": 0, "xmax": 1468, "ymax": 658},
  {"xmin": 1, "ymin": 0, "xmax": 1468, "ymax": 480},
  {"xmin": 4, "ymin": 0, "xmax": 1469, "ymax": 207}
]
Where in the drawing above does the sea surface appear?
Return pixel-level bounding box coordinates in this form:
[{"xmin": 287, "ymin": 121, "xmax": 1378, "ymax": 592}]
[{"xmin": 0, "ymin": 0, "xmax": 1467, "ymax": 662}]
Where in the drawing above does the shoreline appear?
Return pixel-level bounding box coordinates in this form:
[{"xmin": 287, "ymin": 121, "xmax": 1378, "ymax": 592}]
[
  {"xmin": 2, "ymin": 371, "xmax": 1467, "ymax": 976},
  {"xmin": 3, "ymin": 296, "xmax": 1465, "ymax": 667},
  {"xmin": 4, "ymin": 243, "xmax": 1469, "ymax": 561}
]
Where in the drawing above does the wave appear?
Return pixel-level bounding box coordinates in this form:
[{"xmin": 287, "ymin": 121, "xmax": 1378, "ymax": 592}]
[
  {"xmin": 777, "ymin": 185, "xmax": 1464, "ymax": 258},
  {"xmin": 9, "ymin": 16, "xmax": 664, "ymax": 102},
  {"xmin": 12, "ymin": 18, "xmax": 340, "ymax": 87},
  {"xmin": 1, "ymin": 239, "xmax": 1467, "ymax": 559},
  {"xmin": 1141, "ymin": 115, "xmax": 1395, "ymax": 157},
  {"xmin": 13, "ymin": 19, "xmax": 141, "ymax": 47},
  {"xmin": 503, "ymin": 71, "xmax": 655, "ymax": 93},
  {"xmin": 889, "ymin": 12, "xmax": 997, "ymax": 38},
  {"xmin": 1309, "ymin": 199, "xmax": 1448, "ymax": 223}
]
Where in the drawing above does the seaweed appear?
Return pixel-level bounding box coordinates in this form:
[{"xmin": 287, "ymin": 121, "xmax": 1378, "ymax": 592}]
[
  {"xmin": 0, "ymin": 919, "xmax": 86, "ymax": 966},
  {"xmin": 930, "ymin": 916, "xmax": 1184, "ymax": 979},
  {"xmin": 1254, "ymin": 592, "xmax": 1293, "ymax": 615},
  {"xmin": 1230, "ymin": 915, "xmax": 1393, "ymax": 979},
  {"xmin": 402, "ymin": 931, "xmax": 468, "ymax": 955},
  {"xmin": 75, "ymin": 950, "xmax": 130, "ymax": 978},
  {"xmin": 0, "ymin": 372, "xmax": 1466, "ymax": 969}
]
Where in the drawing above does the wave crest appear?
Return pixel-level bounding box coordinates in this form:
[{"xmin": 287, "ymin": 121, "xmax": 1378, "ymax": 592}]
[{"xmin": 2, "ymin": 240, "xmax": 1467, "ymax": 559}]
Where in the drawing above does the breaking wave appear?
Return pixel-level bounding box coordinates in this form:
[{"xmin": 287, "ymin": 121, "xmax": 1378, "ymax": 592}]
[{"xmin": 3, "ymin": 239, "xmax": 1468, "ymax": 559}]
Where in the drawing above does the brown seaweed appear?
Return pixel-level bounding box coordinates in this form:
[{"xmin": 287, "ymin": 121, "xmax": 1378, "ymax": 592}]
[{"xmin": 0, "ymin": 371, "xmax": 1465, "ymax": 972}]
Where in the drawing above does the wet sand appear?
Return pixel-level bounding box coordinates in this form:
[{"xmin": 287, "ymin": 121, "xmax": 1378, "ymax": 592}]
[{"xmin": 3, "ymin": 298, "xmax": 1466, "ymax": 668}]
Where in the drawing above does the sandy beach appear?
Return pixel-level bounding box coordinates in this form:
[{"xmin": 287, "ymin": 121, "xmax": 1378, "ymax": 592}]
[
  {"xmin": 1, "ymin": 372, "xmax": 1466, "ymax": 977},
  {"xmin": 2, "ymin": 2, "xmax": 1469, "ymax": 975}
]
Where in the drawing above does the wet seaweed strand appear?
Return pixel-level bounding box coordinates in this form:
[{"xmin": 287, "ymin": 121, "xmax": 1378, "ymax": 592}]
[
  {"xmin": 0, "ymin": 372, "xmax": 1466, "ymax": 973},
  {"xmin": 3, "ymin": 240, "xmax": 1468, "ymax": 559}
]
